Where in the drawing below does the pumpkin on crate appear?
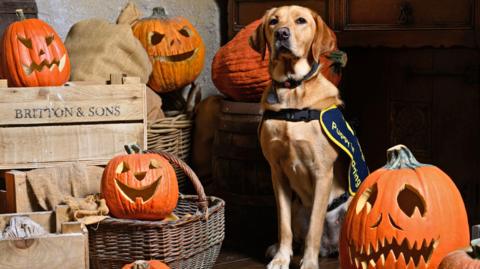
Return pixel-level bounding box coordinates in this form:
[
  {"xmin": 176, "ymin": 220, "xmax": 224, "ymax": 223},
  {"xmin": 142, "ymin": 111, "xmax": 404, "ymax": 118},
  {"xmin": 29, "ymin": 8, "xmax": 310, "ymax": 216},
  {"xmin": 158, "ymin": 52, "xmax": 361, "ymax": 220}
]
[
  {"xmin": 439, "ymin": 239, "xmax": 480, "ymax": 269},
  {"xmin": 0, "ymin": 9, "xmax": 70, "ymax": 87},
  {"xmin": 211, "ymin": 19, "xmax": 345, "ymax": 102},
  {"xmin": 101, "ymin": 145, "xmax": 178, "ymax": 220},
  {"xmin": 122, "ymin": 260, "xmax": 170, "ymax": 269},
  {"xmin": 132, "ymin": 7, "xmax": 205, "ymax": 93},
  {"xmin": 339, "ymin": 144, "xmax": 470, "ymax": 269}
]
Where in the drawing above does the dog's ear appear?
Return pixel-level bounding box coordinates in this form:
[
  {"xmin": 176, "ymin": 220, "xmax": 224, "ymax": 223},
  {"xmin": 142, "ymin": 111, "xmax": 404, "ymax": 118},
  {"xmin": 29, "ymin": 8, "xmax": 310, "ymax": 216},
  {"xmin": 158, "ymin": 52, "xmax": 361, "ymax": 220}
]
[
  {"xmin": 311, "ymin": 11, "xmax": 336, "ymax": 62},
  {"xmin": 249, "ymin": 10, "xmax": 273, "ymax": 60}
]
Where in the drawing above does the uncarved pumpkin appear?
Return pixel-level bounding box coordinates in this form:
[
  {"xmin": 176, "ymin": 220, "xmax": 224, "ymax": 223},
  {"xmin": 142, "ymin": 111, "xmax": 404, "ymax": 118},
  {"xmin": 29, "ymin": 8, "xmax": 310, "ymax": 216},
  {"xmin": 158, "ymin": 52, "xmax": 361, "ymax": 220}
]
[
  {"xmin": 132, "ymin": 7, "xmax": 205, "ymax": 93},
  {"xmin": 101, "ymin": 145, "xmax": 178, "ymax": 220},
  {"xmin": 339, "ymin": 144, "xmax": 469, "ymax": 269},
  {"xmin": 122, "ymin": 260, "xmax": 170, "ymax": 269},
  {"xmin": 211, "ymin": 19, "xmax": 343, "ymax": 102},
  {"xmin": 0, "ymin": 9, "xmax": 70, "ymax": 87},
  {"xmin": 439, "ymin": 239, "xmax": 480, "ymax": 269}
]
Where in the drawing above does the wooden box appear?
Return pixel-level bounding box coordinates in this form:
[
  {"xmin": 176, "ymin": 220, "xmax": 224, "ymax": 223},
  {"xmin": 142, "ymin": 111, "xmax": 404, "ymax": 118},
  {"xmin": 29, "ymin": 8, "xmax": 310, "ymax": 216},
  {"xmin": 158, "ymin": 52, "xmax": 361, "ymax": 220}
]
[
  {"xmin": 0, "ymin": 208, "xmax": 89, "ymax": 269},
  {"xmin": 0, "ymin": 77, "xmax": 146, "ymax": 169}
]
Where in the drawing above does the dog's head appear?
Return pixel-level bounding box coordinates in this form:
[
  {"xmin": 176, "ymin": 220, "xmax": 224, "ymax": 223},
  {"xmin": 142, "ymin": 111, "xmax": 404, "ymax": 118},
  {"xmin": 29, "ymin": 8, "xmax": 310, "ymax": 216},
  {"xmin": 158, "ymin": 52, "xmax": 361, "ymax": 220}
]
[{"xmin": 249, "ymin": 6, "xmax": 336, "ymax": 81}]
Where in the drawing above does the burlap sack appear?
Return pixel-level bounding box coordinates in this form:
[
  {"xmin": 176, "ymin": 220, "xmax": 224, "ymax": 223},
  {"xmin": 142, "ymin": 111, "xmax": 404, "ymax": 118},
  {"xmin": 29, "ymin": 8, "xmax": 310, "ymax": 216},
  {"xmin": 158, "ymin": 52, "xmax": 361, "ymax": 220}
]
[{"xmin": 64, "ymin": 18, "xmax": 152, "ymax": 83}]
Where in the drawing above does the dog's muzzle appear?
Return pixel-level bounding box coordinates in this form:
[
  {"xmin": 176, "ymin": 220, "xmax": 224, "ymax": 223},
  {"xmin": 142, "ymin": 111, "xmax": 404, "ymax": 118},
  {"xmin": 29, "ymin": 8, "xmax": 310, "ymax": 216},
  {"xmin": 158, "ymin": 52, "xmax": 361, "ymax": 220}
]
[{"xmin": 275, "ymin": 27, "xmax": 291, "ymax": 53}]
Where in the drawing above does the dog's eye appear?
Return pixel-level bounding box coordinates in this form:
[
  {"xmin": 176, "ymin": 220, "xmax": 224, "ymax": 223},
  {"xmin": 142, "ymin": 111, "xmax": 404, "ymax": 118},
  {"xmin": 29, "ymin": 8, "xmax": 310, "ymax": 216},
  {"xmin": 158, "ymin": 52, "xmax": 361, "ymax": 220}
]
[
  {"xmin": 295, "ymin": 17, "xmax": 307, "ymax": 24},
  {"xmin": 269, "ymin": 18, "xmax": 278, "ymax": 25}
]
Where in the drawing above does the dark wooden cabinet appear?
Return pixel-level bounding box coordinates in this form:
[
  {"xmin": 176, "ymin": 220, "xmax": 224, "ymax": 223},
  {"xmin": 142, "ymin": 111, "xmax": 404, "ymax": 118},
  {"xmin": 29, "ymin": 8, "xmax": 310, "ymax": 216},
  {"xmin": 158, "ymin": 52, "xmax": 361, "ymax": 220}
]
[{"xmin": 226, "ymin": 0, "xmax": 480, "ymax": 224}]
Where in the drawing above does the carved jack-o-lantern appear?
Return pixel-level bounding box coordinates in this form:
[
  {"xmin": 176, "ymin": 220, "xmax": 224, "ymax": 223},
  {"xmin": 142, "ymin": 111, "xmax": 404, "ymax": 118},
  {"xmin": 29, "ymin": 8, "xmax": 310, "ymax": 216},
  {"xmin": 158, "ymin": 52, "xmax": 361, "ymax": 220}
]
[
  {"xmin": 340, "ymin": 145, "xmax": 469, "ymax": 269},
  {"xmin": 0, "ymin": 9, "xmax": 70, "ymax": 87},
  {"xmin": 132, "ymin": 7, "xmax": 205, "ymax": 93},
  {"xmin": 101, "ymin": 145, "xmax": 178, "ymax": 220}
]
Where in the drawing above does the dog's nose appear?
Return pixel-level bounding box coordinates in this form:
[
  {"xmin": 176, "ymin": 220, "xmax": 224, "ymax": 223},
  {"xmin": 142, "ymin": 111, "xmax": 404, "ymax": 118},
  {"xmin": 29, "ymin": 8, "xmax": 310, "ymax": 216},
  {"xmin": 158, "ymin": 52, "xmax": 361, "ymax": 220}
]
[{"xmin": 275, "ymin": 27, "xmax": 290, "ymax": 41}]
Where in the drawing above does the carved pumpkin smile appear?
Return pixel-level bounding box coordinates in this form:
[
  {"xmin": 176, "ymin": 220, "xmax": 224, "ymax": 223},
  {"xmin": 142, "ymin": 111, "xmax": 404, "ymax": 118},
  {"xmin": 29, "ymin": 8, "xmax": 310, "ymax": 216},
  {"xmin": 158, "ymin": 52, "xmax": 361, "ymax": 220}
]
[
  {"xmin": 348, "ymin": 238, "xmax": 437, "ymax": 268},
  {"xmin": 114, "ymin": 176, "xmax": 161, "ymax": 204},
  {"xmin": 153, "ymin": 48, "xmax": 198, "ymax": 62},
  {"xmin": 22, "ymin": 54, "xmax": 67, "ymax": 75}
]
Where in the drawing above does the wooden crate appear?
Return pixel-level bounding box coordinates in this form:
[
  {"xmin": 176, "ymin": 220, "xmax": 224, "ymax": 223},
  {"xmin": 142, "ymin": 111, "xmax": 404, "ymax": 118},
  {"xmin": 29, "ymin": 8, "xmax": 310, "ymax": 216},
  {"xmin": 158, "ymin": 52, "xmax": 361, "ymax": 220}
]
[
  {"xmin": 0, "ymin": 207, "xmax": 89, "ymax": 269},
  {"xmin": 0, "ymin": 77, "xmax": 146, "ymax": 169}
]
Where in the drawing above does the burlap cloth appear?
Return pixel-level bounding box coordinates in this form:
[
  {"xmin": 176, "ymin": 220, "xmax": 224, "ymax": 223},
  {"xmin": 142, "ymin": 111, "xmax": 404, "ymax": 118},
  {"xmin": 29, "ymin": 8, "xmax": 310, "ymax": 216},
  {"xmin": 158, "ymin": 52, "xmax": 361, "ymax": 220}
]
[
  {"xmin": 64, "ymin": 18, "xmax": 152, "ymax": 84},
  {"xmin": 25, "ymin": 164, "xmax": 103, "ymax": 210},
  {"xmin": 24, "ymin": 164, "xmax": 109, "ymax": 225}
]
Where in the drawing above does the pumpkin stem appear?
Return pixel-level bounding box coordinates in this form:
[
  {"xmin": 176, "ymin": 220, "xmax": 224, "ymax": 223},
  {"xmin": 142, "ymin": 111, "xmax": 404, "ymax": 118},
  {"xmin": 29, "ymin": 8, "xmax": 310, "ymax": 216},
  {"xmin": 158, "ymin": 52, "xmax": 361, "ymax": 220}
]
[
  {"xmin": 471, "ymin": 239, "xmax": 480, "ymax": 259},
  {"xmin": 124, "ymin": 144, "xmax": 142, "ymax": 154},
  {"xmin": 16, "ymin": 9, "xmax": 26, "ymax": 21},
  {"xmin": 131, "ymin": 260, "xmax": 150, "ymax": 269},
  {"xmin": 150, "ymin": 7, "xmax": 168, "ymax": 19},
  {"xmin": 384, "ymin": 144, "xmax": 426, "ymax": 169}
]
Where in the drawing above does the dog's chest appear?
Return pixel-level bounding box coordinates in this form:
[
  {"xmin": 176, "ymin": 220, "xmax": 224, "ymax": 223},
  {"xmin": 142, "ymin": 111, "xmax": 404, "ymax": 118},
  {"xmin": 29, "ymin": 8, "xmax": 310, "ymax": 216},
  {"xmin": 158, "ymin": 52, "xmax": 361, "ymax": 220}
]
[{"xmin": 260, "ymin": 119, "xmax": 332, "ymax": 161}]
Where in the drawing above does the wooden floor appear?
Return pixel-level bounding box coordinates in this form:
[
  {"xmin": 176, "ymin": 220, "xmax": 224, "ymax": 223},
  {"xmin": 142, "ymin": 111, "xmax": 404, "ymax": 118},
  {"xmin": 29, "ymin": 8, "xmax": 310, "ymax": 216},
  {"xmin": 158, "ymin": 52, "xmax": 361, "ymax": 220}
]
[{"xmin": 214, "ymin": 248, "xmax": 340, "ymax": 269}]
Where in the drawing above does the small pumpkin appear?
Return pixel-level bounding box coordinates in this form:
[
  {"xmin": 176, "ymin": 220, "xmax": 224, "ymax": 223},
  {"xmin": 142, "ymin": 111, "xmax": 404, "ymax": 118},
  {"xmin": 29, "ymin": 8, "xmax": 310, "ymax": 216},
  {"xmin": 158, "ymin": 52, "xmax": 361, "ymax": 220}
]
[
  {"xmin": 211, "ymin": 19, "xmax": 344, "ymax": 102},
  {"xmin": 132, "ymin": 7, "xmax": 205, "ymax": 93},
  {"xmin": 0, "ymin": 9, "xmax": 70, "ymax": 87},
  {"xmin": 339, "ymin": 144, "xmax": 469, "ymax": 269},
  {"xmin": 122, "ymin": 260, "xmax": 170, "ymax": 269},
  {"xmin": 439, "ymin": 239, "xmax": 480, "ymax": 269},
  {"xmin": 101, "ymin": 145, "xmax": 178, "ymax": 220}
]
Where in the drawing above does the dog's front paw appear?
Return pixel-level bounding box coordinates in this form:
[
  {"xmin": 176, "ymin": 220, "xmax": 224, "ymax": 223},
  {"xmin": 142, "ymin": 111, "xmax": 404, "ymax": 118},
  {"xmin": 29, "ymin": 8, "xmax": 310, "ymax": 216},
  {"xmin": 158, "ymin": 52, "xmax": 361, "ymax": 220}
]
[
  {"xmin": 300, "ymin": 257, "xmax": 319, "ymax": 269},
  {"xmin": 267, "ymin": 251, "xmax": 291, "ymax": 269}
]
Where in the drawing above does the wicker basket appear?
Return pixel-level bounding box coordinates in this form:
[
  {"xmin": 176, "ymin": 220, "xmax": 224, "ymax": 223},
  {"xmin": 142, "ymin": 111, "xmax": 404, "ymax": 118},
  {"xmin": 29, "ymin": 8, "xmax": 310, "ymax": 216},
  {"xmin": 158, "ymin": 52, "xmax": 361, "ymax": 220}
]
[
  {"xmin": 87, "ymin": 150, "xmax": 225, "ymax": 269},
  {"xmin": 147, "ymin": 112, "xmax": 192, "ymax": 191}
]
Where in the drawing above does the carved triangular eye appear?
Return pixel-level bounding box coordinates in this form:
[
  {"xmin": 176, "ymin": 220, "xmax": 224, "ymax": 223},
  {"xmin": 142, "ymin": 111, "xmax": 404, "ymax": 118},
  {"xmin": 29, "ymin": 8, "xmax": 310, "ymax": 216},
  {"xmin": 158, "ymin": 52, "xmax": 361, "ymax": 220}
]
[
  {"xmin": 45, "ymin": 35, "xmax": 54, "ymax": 46},
  {"xmin": 355, "ymin": 183, "xmax": 378, "ymax": 214},
  {"xmin": 18, "ymin": 35, "xmax": 33, "ymax": 49},
  {"xmin": 149, "ymin": 31, "xmax": 164, "ymax": 45},
  {"xmin": 115, "ymin": 161, "xmax": 130, "ymax": 174},
  {"xmin": 397, "ymin": 184, "xmax": 426, "ymax": 217},
  {"xmin": 178, "ymin": 26, "xmax": 192, "ymax": 37},
  {"xmin": 149, "ymin": 159, "xmax": 162, "ymax": 169}
]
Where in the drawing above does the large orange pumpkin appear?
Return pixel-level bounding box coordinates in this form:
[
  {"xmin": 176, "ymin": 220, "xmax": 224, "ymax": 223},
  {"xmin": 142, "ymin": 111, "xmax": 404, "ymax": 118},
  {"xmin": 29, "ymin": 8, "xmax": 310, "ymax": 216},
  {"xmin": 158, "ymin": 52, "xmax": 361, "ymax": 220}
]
[
  {"xmin": 101, "ymin": 145, "xmax": 178, "ymax": 220},
  {"xmin": 132, "ymin": 7, "xmax": 205, "ymax": 93},
  {"xmin": 0, "ymin": 9, "xmax": 70, "ymax": 87},
  {"xmin": 211, "ymin": 19, "xmax": 344, "ymax": 102},
  {"xmin": 122, "ymin": 260, "xmax": 170, "ymax": 269},
  {"xmin": 339, "ymin": 144, "xmax": 469, "ymax": 269}
]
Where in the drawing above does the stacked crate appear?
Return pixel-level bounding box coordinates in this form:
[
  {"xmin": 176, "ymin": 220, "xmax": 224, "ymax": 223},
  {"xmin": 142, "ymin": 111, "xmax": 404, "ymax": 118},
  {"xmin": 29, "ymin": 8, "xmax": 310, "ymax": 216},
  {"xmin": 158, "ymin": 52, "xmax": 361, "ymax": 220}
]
[{"xmin": 0, "ymin": 75, "xmax": 147, "ymax": 269}]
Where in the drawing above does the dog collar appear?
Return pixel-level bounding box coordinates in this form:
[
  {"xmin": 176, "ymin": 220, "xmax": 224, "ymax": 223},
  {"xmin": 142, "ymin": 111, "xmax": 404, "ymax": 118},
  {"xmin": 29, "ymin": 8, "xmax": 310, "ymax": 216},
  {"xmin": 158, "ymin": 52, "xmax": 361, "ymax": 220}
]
[
  {"xmin": 263, "ymin": 108, "xmax": 320, "ymax": 122},
  {"xmin": 272, "ymin": 61, "xmax": 320, "ymax": 89}
]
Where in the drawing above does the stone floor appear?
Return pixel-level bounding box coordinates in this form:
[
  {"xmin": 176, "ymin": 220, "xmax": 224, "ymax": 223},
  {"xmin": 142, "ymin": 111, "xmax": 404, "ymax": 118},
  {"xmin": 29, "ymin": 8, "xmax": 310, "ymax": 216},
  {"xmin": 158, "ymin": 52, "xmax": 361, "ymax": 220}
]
[{"xmin": 213, "ymin": 249, "xmax": 340, "ymax": 269}]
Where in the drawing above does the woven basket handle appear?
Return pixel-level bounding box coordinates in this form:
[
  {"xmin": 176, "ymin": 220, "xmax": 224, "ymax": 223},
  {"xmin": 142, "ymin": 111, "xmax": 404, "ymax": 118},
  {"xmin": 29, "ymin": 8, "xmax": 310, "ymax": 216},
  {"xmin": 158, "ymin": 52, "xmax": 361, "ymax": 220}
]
[{"xmin": 144, "ymin": 150, "xmax": 209, "ymax": 218}]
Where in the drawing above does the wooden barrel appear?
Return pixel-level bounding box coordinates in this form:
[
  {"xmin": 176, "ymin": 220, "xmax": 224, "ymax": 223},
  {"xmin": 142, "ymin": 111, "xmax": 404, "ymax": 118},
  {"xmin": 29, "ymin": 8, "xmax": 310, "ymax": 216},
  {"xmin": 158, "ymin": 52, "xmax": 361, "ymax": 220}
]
[{"xmin": 212, "ymin": 99, "xmax": 276, "ymax": 254}]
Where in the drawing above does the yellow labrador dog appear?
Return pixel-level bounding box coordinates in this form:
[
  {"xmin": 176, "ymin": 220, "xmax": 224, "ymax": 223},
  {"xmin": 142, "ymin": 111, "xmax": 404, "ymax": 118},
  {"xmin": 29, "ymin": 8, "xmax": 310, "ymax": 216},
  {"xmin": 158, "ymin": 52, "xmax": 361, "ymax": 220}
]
[{"xmin": 250, "ymin": 5, "xmax": 349, "ymax": 269}]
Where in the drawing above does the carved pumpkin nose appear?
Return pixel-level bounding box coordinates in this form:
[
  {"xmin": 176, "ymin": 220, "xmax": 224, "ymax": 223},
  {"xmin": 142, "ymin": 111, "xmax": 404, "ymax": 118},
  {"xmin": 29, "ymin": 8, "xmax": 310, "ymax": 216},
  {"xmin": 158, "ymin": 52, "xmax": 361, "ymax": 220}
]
[
  {"xmin": 39, "ymin": 49, "xmax": 45, "ymax": 56},
  {"xmin": 134, "ymin": 171, "xmax": 147, "ymax": 181}
]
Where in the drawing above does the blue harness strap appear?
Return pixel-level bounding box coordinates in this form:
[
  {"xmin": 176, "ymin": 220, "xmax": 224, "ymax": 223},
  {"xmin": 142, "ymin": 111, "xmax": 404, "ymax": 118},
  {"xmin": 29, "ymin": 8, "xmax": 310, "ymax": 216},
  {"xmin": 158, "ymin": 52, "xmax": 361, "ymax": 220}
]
[{"xmin": 320, "ymin": 105, "xmax": 369, "ymax": 196}]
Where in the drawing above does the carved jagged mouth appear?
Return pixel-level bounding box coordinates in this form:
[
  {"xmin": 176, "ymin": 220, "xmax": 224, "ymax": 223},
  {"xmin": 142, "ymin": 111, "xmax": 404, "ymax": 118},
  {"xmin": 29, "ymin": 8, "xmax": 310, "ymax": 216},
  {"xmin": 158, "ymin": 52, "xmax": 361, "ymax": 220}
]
[
  {"xmin": 348, "ymin": 238, "xmax": 437, "ymax": 269},
  {"xmin": 22, "ymin": 54, "xmax": 67, "ymax": 75},
  {"xmin": 153, "ymin": 49, "xmax": 197, "ymax": 62},
  {"xmin": 115, "ymin": 177, "xmax": 160, "ymax": 204}
]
